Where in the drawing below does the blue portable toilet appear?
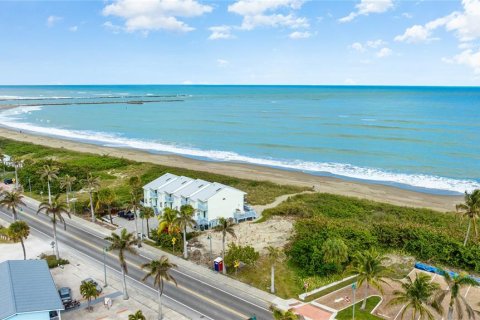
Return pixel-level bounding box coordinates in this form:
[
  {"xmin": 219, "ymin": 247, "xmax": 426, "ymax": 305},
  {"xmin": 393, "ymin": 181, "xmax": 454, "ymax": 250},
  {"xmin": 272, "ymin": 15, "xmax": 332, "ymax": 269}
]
[{"xmin": 214, "ymin": 257, "xmax": 223, "ymax": 272}]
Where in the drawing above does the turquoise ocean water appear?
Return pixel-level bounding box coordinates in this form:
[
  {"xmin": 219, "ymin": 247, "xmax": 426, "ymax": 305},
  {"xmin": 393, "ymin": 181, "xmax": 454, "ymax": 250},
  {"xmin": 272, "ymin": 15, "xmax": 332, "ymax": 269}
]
[{"xmin": 0, "ymin": 85, "xmax": 479, "ymax": 195}]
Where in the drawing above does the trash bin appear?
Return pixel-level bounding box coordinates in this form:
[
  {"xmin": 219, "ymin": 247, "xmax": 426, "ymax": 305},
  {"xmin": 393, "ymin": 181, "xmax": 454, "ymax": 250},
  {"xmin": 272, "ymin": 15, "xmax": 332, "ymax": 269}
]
[{"xmin": 214, "ymin": 257, "xmax": 223, "ymax": 272}]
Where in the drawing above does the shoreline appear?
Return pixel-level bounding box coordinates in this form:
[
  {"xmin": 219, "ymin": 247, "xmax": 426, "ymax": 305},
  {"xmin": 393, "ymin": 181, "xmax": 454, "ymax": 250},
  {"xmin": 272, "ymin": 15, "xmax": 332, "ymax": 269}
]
[{"xmin": 0, "ymin": 126, "xmax": 462, "ymax": 212}]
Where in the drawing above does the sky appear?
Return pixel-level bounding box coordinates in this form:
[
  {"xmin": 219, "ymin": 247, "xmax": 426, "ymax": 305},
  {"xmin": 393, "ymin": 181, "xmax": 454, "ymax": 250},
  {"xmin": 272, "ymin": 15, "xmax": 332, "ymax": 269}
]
[{"xmin": 1, "ymin": 0, "xmax": 479, "ymax": 86}]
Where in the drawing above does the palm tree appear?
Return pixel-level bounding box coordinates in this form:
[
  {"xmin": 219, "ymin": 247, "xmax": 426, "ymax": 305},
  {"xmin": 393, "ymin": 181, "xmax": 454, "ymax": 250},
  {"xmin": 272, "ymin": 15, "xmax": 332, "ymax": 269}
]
[
  {"xmin": 141, "ymin": 256, "xmax": 178, "ymax": 320},
  {"xmin": 128, "ymin": 310, "xmax": 146, "ymax": 320},
  {"xmin": 39, "ymin": 164, "xmax": 59, "ymax": 205},
  {"xmin": 80, "ymin": 281, "xmax": 100, "ymax": 311},
  {"xmin": 140, "ymin": 206, "xmax": 154, "ymax": 238},
  {"xmin": 10, "ymin": 156, "xmax": 22, "ymax": 189},
  {"xmin": 456, "ymin": 190, "xmax": 480, "ymax": 246},
  {"xmin": 322, "ymin": 237, "xmax": 349, "ymax": 266},
  {"xmin": 436, "ymin": 270, "xmax": 478, "ymax": 320},
  {"xmin": 215, "ymin": 217, "xmax": 236, "ymax": 275},
  {"xmin": 0, "ymin": 189, "xmax": 25, "ymax": 221},
  {"xmin": 128, "ymin": 176, "xmax": 142, "ymax": 244},
  {"xmin": 175, "ymin": 205, "xmax": 196, "ymax": 259},
  {"xmin": 388, "ymin": 273, "xmax": 443, "ymax": 320},
  {"xmin": 158, "ymin": 208, "xmax": 179, "ymax": 234},
  {"xmin": 59, "ymin": 174, "xmax": 76, "ymax": 210},
  {"xmin": 8, "ymin": 220, "xmax": 30, "ymax": 260},
  {"xmin": 105, "ymin": 228, "xmax": 138, "ymax": 300},
  {"xmin": 267, "ymin": 246, "xmax": 285, "ymax": 294},
  {"xmin": 347, "ymin": 248, "xmax": 390, "ymax": 310},
  {"xmin": 37, "ymin": 194, "xmax": 70, "ymax": 260},
  {"xmin": 96, "ymin": 188, "xmax": 116, "ymax": 224},
  {"xmin": 83, "ymin": 173, "xmax": 100, "ymax": 223}
]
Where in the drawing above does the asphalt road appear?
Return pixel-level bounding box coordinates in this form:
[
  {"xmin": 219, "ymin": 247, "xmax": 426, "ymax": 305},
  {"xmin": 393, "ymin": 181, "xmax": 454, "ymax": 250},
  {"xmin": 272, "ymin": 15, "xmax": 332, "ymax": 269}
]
[{"xmin": 0, "ymin": 204, "xmax": 273, "ymax": 320}]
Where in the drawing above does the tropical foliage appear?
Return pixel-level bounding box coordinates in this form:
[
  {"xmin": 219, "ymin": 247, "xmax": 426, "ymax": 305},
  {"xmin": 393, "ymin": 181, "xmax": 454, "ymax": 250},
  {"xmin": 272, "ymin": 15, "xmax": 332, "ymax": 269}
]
[
  {"xmin": 224, "ymin": 243, "xmax": 259, "ymax": 269},
  {"xmin": 128, "ymin": 310, "xmax": 146, "ymax": 320},
  {"xmin": 105, "ymin": 228, "xmax": 138, "ymax": 300},
  {"xmin": 215, "ymin": 217, "xmax": 236, "ymax": 274},
  {"xmin": 175, "ymin": 204, "xmax": 196, "ymax": 259},
  {"xmin": 0, "ymin": 189, "xmax": 25, "ymax": 221},
  {"xmin": 142, "ymin": 256, "xmax": 177, "ymax": 320},
  {"xmin": 7, "ymin": 220, "xmax": 30, "ymax": 260},
  {"xmin": 387, "ymin": 273, "xmax": 443, "ymax": 320},
  {"xmin": 456, "ymin": 190, "xmax": 480, "ymax": 246},
  {"xmin": 80, "ymin": 281, "xmax": 100, "ymax": 311}
]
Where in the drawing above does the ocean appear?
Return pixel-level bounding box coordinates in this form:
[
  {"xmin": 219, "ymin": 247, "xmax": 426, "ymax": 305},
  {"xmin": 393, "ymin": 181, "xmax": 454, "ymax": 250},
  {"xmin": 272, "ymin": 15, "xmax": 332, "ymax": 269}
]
[{"xmin": 0, "ymin": 85, "xmax": 479, "ymax": 195}]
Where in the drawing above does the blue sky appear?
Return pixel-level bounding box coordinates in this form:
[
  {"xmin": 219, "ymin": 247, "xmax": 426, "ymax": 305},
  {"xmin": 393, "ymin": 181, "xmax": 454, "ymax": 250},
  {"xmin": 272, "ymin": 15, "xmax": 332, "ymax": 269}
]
[{"xmin": 1, "ymin": 0, "xmax": 479, "ymax": 85}]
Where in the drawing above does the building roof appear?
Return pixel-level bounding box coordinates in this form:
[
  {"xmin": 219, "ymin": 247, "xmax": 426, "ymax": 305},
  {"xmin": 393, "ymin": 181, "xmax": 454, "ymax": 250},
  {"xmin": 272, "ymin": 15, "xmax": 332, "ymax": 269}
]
[
  {"xmin": 175, "ymin": 179, "xmax": 211, "ymax": 198},
  {"xmin": 143, "ymin": 173, "xmax": 179, "ymax": 190},
  {"xmin": 190, "ymin": 182, "xmax": 245, "ymax": 202},
  {"xmin": 160, "ymin": 176, "xmax": 194, "ymax": 194},
  {"xmin": 0, "ymin": 260, "xmax": 64, "ymax": 319}
]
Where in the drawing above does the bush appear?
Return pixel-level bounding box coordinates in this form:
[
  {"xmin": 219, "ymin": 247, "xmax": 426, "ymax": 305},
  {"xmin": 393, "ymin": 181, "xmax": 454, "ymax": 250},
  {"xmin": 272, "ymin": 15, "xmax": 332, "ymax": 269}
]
[
  {"xmin": 40, "ymin": 254, "xmax": 70, "ymax": 269},
  {"xmin": 224, "ymin": 243, "xmax": 259, "ymax": 269},
  {"xmin": 150, "ymin": 228, "xmax": 183, "ymax": 251}
]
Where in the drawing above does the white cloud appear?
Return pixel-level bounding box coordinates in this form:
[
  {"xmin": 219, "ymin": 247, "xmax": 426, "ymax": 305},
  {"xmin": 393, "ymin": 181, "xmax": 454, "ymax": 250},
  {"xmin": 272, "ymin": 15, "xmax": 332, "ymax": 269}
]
[
  {"xmin": 208, "ymin": 25, "xmax": 235, "ymax": 40},
  {"xmin": 46, "ymin": 15, "xmax": 62, "ymax": 27},
  {"xmin": 395, "ymin": 0, "xmax": 480, "ymax": 43},
  {"xmin": 228, "ymin": 0, "xmax": 308, "ymax": 30},
  {"xmin": 217, "ymin": 59, "xmax": 229, "ymax": 67},
  {"xmin": 350, "ymin": 42, "xmax": 365, "ymax": 52},
  {"xmin": 102, "ymin": 0, "xmax": 213, "ymax": 33},
  {"xmin": 366, "ymin": 39, "xmax": 387, "ymax": 48},
  {"xmin": 376, "ymin": 47, "xmax": 392, "ymax": 58},
  {"xmin": 69, "ymin": 26, "xmax": 78, "ymax": 32},
  {"xmin": 402, "ymin": 12, "xmax": 413, "ymax": 19},
  {"xmin": 339, "ymin": 0, "xmax": 393, "ymax": 23},
  {"xmin": 289, "ymin": 31, "xmax": 311, "ymax": 39},
  {"xmin": 444, "ymin": 49, "xmax": 480, "ymax": 73},
  {"xmin": 103, "ymin": 21, "xmax": 123, "ymax": 34}
]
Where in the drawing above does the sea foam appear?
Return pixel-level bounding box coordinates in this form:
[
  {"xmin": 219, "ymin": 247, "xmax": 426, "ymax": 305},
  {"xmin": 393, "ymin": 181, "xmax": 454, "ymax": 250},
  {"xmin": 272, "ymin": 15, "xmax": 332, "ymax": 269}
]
[{"xmin": 0, "ymin": 106, "xmax": 478, "ymax": 194}]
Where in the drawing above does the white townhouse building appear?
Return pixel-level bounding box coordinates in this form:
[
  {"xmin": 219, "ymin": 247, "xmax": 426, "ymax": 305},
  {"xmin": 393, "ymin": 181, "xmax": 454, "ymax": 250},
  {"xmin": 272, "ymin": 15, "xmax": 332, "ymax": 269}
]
[{"xmin": 143, "ymin": 173, "xmax": 256, "ymax": 228}]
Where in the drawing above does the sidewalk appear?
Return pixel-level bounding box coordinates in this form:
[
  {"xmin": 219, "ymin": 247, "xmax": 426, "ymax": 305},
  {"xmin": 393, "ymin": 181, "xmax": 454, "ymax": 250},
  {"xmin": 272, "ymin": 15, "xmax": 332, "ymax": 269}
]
[{"xmin": 21, "ymin": 194, "xmax": 287, "ymax": 307}]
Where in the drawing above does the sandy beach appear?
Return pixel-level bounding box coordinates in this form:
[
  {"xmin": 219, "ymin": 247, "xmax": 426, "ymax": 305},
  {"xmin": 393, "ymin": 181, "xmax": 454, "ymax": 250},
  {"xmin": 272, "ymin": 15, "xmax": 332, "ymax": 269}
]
[{"xmin": 0, "ymin": 125, "xmax": 462, "ymax": 212}]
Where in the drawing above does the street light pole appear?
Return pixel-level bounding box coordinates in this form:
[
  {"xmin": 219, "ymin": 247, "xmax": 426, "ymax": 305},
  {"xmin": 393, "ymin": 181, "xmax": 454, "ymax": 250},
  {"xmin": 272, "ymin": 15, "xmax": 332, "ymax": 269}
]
[
  {"xmin": 207, "ymin": 233, "xmax": 212, "ymax": 260},
  {"xmin": 103, "ymin": 247, "xmax": 108, "ymax": 287},
  {"xmin": 352, "ymin": 282, "xmax": 357, "ymax": 320}
]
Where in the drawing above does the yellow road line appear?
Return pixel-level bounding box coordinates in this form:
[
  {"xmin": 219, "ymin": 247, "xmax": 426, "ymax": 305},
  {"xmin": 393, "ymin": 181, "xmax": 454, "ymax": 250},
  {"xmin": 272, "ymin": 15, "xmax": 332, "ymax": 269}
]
[{"xmin": 20, "ymin": 211, "xmax": 249, "ymax": 319}]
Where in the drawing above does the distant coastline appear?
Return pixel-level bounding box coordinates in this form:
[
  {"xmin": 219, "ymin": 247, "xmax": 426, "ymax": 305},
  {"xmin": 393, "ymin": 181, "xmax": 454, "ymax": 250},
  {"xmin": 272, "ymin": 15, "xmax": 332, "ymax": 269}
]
[{"xmin": 0, "ymin": 125, "xmax": 461, "ymax": 212}]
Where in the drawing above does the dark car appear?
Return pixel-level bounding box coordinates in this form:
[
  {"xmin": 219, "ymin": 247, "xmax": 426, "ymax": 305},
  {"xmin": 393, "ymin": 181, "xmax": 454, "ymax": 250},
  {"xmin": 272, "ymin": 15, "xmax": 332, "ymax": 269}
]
[
  {"xmin": 81, "ymin": 278, "xmax": 103, "ymax": 294},
  {"xmin": 3, "ymin": 178, "xmax": 13, "ymax": 185},
  {"xmin": 58, "ymin": 287, "xmax": 72, "ymax": 303},
  {"xmin": 118, "ymin": 210, "xmax": 135, "ymax": 220}
]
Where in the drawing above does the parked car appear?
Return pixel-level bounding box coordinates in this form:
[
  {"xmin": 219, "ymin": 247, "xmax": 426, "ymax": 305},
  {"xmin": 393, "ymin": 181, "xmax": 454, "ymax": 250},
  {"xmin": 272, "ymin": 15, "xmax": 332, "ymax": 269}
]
[
  {"xmin": 3, "ymin": 178, "xmax": 13, "ymax": 185},
  {"xmin": 118, "ymin": 210, "xmax": 135, "ymax": 221},
  {"xmin": 81, "ymin": 278, "xmax": 103, "ymax": 294},
  {"xmin": 58, "ymin": 287, "xmax": 72, "ymax": 303}
]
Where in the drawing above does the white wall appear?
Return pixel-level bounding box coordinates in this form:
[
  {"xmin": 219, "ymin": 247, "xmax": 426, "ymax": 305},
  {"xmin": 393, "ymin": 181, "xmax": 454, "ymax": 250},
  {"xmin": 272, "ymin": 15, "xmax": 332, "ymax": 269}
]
[{"xmin": 207, "ymin": 188, "xmax": 244, "ymax": 221}]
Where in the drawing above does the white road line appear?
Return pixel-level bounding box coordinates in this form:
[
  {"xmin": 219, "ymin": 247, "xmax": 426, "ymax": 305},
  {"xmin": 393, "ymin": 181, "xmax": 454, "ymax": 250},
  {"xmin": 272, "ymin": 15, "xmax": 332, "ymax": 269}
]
[{"xmin": 0, "ymin": 210, "xmax": 213, "ymax": 320}]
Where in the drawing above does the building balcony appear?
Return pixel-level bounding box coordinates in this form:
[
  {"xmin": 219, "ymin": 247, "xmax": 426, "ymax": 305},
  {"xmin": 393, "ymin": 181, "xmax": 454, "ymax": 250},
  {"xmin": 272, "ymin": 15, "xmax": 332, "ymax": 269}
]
[
  {"xmin": 198, "ymin": 202, "xmax": 208, "ymax": 211},
  {"xmin": 234, "ymin": 207, "xmax": 257, "ymax": 222}
]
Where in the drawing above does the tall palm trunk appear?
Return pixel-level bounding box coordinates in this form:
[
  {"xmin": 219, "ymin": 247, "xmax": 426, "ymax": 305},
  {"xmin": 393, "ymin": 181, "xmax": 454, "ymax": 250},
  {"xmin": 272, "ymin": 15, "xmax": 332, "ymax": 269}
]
[
  {"xmin": 66, "ymin": 188, "xmax": 70, "ymax": 210},
  {"xmin": 158, "ymin": 289, "xmax": 163, "ymax": 320},
  {"xmin": 361, "ymin": 284, "xmax": 369, "ymax": 310},
  {"xmin": 20, "ymin": 238, "xmax": 26, "ymax": 260},
  {"xmin": 14, "ymin": 166, "xmax": 19, "ymax": 189},
  {"xmin": 47, "ymin": 181, "xmax": 52, "ymax": 205},
  {"xmin": 133, "ymin": 205, "xmax": 140, "ymax": 247},
  {"xmin": 183, "ymin": 226, "xmax": 188, "ymax": 259},
  {"xmin": 222, "ymin": 234, "xmax": 226, "ymax": 274},
  {"xmin": 122, "ymin": 268, "xmax": 129, "ymax": 300},
  {"xmin": 448, "ymin": 303, "xmax": 454, "ymax": 320},
  {"xmin": 464, "ymin": 220, "xmax": 472, "ymax": 246},
  {"xmin": 89, "ymin": 192, "xmax": 95, "ymax": 222},
  {"xmin": 53, "ymin": 222, "xmax": 60, "ymax": 260},
  {"xmin": 146, "ymin": 219, "xmax": 150, "ymax": 238},
  {"xmin": 271, "ymin": 265, "xmax": 275, "ymax": 293},
  {"xmin": 12, "ymin": 208, "xmax": 17, "ymax": 221},
  {"xmin": 108, "ymin": 206, "xmax": 113, "ymax": 224}
]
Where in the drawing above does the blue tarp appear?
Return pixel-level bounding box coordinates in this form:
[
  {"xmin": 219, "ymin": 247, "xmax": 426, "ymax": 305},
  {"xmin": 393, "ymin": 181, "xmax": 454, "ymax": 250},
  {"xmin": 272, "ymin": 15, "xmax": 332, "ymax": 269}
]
[{"xmin": 414, "ymin": 262, "xmax": 480, "ymax": 284}]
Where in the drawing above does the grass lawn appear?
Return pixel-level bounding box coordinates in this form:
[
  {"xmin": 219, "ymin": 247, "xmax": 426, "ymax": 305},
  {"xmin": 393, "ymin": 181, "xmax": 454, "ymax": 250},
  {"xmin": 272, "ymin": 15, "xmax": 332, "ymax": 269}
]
[
  {"xmin": 336, "ymin": 296, "xmax": 382, "ymax": 320},
  {"xmin": 0, "ymin": 137, "xmax": 309, "ymax": 207}
]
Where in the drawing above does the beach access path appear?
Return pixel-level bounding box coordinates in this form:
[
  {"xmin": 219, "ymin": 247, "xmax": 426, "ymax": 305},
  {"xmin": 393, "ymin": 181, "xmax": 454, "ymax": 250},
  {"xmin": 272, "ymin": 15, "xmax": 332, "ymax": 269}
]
[{"xmin": 0, "ymin": 126, "xmax": 461, "ymax": 212}]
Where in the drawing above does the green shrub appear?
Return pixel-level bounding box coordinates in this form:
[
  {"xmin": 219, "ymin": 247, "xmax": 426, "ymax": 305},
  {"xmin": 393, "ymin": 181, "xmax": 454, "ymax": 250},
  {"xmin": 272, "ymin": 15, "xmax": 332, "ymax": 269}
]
[
  {"xmin": 40, "ymin": 254, "xmax": 70, "ymax": 269},
  {"xmin": 224, "ymin": 243, "xmax": 259, "ymax": 269}
]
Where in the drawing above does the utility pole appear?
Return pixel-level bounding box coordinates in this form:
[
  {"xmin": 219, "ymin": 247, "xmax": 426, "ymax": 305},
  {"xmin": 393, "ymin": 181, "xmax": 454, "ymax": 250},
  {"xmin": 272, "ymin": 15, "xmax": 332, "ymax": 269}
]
[
  {"xmin": 352, "ymin": 282, "xmax": 357, "ymax": 320},
  {"xmin": 103, "ymin": 247, "xmax": 108, "ymax": 287}
]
